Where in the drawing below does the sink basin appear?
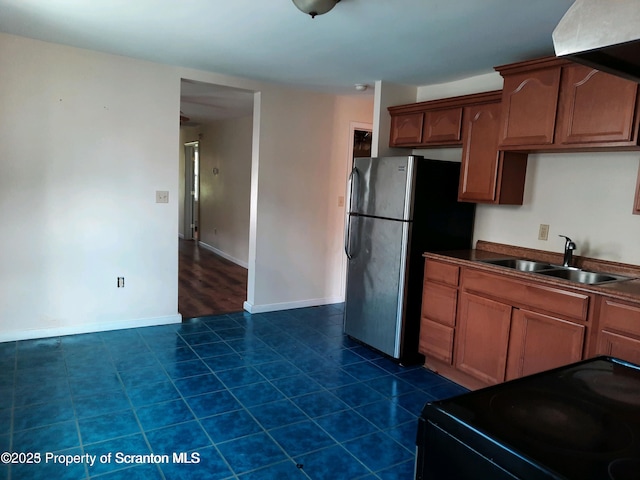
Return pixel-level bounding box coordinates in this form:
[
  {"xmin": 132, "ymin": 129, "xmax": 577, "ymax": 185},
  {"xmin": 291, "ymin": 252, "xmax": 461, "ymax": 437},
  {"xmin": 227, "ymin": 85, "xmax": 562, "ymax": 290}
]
[
  {"xmin": 479, "ymin": 258, "xmax": 556, "ymax": 272},
  {"xmin": 478, "ymin": 257, "xmax": 635, "ymax": 285},
  {"xmin": 537, "ymin": 269, "xmax": 633, "ymax": 285}
]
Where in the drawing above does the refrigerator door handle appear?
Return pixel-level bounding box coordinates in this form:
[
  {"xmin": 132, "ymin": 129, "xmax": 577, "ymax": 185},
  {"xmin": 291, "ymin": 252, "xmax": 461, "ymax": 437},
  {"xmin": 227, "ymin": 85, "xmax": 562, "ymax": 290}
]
[
  {"xmin": 347, "ymin": 166, "xmax": 360, "ymax": 212},
  {"xmin": 344, "ymin": 167, "xmax": 359, "ymax": 260},
  {"xmin": 344, "ymin": 214, "xmax": 353, "ymax": 260}
]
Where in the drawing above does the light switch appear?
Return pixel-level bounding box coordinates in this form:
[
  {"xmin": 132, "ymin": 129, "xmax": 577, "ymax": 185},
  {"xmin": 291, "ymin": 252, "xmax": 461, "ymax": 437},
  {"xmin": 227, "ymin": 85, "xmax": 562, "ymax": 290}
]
[
  {"xmin": 338, "ymin": 196, "xmax": 345, "ymax": 207},
  {"xmin": 156, "ymin": 191, "xmax": 169, "ymax": 203}
]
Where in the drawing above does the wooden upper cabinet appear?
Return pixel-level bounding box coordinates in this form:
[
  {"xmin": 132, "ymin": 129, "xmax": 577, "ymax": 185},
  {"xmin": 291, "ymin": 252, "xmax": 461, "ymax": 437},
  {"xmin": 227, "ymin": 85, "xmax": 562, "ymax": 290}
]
[
  {"xmin": 555, "ymin": 64, "xmax": 640, "ymax": 146},
  {"xmin": 388, "ymin": 91, "xmax": 501, "ymax": 148},
  {"xmin": 389, "ymin": 112, "xmax": 424, "ymax": 146},
  {"xmin": 496, "ymin": 56, "xmax": 640, "ymax": 151},
  {"xmin": 497, "ymin": 58, "xmax": 562, "ymax": 148},
  {"xmin": 422, "ymin": 107, "xmax": 463, "ymax": 144},
  {"xmin": 458, "ymin": 101, "xmax": 528, "ymax": 204}
]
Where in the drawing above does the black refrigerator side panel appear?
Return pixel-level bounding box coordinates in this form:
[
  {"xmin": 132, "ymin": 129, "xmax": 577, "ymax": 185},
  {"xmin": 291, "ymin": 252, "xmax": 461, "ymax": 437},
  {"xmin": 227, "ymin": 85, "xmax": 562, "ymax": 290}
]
[
  {"xmin": 414, "ymin": 159, "xmax": 475, "ymax": 252},
  {"xmin": 400, "ymin": 159, "xmax": 475, "ymax": 364}
]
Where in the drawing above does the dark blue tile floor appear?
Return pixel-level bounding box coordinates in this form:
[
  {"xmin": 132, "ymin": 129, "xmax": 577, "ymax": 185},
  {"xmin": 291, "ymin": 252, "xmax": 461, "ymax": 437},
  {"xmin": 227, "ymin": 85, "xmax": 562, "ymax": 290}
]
[{"xmin": 0, "ymin": 304, "xmax": 467, "ymax": 479}]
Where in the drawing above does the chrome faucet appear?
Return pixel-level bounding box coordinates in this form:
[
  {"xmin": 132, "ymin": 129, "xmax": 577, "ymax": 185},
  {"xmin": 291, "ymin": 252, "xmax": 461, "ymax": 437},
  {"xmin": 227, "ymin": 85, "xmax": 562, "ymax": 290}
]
[{"xmin": 559, "ymin": 235, "xmax": 576, "ymax": 267}]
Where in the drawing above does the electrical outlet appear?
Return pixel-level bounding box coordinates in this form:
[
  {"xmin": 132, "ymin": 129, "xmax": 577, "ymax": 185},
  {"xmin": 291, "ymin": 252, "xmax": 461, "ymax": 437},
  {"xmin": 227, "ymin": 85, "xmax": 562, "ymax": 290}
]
[
  {"xmin": 155, "ymin": 191, "xmax": 169, "ymax": 203},
  {"xmin": 117, "ymin": 277, "xmax": 125, "ymax": 288},
  {"xmin": 538, "ymin": 224, "xmax": 549, "ymax": 241}
]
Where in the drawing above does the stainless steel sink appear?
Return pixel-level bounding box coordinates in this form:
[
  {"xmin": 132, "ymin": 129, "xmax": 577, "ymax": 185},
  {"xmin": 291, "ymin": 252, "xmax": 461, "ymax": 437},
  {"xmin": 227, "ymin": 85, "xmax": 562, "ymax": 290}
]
[
  {"xmin": 537, "ymin": 268, "xmax": 633, "ymax": 285},
  {"xmin": 478, "ymin": 257, "xmax": 634, "ymax": 285},
  {"xmin": 478, "ymin": 258, "xmax": 556, "ymax": 272}
]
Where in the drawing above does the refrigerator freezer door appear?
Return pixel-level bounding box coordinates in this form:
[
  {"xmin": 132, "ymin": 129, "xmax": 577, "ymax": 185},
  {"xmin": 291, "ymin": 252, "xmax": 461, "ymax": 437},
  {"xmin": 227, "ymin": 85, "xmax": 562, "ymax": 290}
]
[
  {"xmin": 344, "ymin": 215, "xmax": 410, "ymax": 358},
  {"xmin": 350, "ymin": 156, "xmax": 416, "ymax": 221}
]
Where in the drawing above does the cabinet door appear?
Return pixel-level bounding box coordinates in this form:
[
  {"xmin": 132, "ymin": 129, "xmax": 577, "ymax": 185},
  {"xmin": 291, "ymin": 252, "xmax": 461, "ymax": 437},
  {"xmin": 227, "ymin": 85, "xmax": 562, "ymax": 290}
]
[
  {"xmin": 556, "ymin": 64, "xmax": 639, "ymax": 146},
  {"xmin": 505, "ymin": 309, "xmax": 585, "ymax": 381},
  {"xmin": 389, "ymin": 112, "xmax": 424, "ymax": 146},
  {"xmin": 455, "ymin": 292, "xmax": 511, "ymax": 385},
  {"xmin": 499, "ymin": 67, "xmax": 561, "ymax": 147},
  {"xmin": 423, "ymin": 107, "xmax": 462, "ymax": 145},
  {"xmin": 458, "ymin": 102, "xmax": 527, "ymax": 204},
  {"xmin": 458, "ymin": 102, "xmax": 501, "ymax": 202}
]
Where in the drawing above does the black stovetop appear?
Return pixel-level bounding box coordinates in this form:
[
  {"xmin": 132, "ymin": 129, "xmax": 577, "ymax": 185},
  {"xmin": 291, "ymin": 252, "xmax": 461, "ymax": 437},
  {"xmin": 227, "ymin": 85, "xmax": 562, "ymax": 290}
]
[{"xmin": 422, "ymin": 356, "xmax": 640, "ymax": 480}]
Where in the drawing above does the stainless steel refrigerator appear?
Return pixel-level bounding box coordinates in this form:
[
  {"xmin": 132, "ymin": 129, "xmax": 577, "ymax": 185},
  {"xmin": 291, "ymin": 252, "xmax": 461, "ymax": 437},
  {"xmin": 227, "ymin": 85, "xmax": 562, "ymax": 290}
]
[{"xmin": 343, "ymin": 156, "xmax": 475, "ymax": 364}]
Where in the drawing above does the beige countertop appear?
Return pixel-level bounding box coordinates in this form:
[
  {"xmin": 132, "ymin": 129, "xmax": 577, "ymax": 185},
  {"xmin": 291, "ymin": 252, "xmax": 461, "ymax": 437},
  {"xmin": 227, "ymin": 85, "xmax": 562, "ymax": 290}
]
[{"xmin": 424, "ymin": 241, "xmax": 640, "ymax": 303}]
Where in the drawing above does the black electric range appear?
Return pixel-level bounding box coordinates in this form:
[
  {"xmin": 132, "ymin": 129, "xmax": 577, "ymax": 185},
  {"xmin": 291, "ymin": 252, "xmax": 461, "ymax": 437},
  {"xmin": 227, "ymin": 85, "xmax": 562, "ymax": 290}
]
[{"xmin": 416, "ymin": 356, "xmax": 640, "ymax": 480}]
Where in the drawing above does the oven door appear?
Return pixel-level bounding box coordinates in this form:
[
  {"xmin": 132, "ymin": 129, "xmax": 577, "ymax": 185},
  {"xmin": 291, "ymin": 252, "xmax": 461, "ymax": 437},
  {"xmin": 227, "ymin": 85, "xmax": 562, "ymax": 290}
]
[{"xmin": 416, "ymin": 416, "xmax": 520, "ymax": 480}]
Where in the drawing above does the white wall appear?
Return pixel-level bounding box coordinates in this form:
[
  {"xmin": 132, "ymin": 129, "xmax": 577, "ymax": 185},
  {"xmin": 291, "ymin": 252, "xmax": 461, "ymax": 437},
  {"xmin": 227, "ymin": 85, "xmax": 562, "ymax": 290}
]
[
  {"xmin": 198, "ymin": 116, "xmax": 253, "ymax": 267},
  {"xmin": 0, "ymin": 32, "xmax": 375, "ymax": 338},
  {"xmin": 414, "ymin": 71, "xmax": 640, "ymax": 266},
  {"xmin": 373, "ymin": 80, "xmax": 418, "ymax": 157},
  {"xmin": 0, "ymin": 33, "xmax": 181, "ymax": 340},
  {"xmin": 245, "ymin": 90, "xmax": 374, "ymax": 312},
  {"xmin": 475, "ymin": 153, "xmax": 640, "ymax": 264}
]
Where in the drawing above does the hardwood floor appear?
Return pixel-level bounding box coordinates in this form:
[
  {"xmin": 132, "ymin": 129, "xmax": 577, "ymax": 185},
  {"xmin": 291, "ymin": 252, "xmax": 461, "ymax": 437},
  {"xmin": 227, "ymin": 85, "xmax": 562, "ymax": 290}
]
[{"xmin": 178, "ymin": 239, "xmax": 248, "ymax": 319}]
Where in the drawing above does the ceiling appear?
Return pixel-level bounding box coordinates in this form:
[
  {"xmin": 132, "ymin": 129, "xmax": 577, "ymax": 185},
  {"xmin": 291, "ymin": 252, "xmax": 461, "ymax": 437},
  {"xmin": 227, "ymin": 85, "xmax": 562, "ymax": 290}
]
[{"xmin": 0, "ymin": 0, "xmax": 576, "ymax": 124}]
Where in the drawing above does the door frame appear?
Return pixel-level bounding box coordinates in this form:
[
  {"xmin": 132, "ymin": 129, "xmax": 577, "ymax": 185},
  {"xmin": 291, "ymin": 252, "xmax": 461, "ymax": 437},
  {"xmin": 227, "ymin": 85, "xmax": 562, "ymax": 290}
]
[
  {"xmin": 183, "ymin": 141, "xmax": 199, "ymax": 241},
  {"xmin": 341, "ymin": 121, "xmax": 373, "ymax": 299}
]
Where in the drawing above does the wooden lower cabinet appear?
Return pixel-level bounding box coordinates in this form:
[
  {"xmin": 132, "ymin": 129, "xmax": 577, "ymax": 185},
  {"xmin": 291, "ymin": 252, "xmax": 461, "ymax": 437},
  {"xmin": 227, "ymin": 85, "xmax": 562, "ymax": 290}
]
[
  {"xmin": 451, "ymin": 268, "xmax": 590, "ymax": 388},
  {"xmin": 419, "ymin": 260, "xmax": 460, "ymax": 365},
  {"xmin": 505, "ymin": 309, "xmax": 585, "ymax": 381},
  {"xmin": 455, "ymin": 292, "xmax": 512, "ymax": 385},
  {"xmin": 596, "ymin": 297, "xmax": 640, "ymax": 364}
]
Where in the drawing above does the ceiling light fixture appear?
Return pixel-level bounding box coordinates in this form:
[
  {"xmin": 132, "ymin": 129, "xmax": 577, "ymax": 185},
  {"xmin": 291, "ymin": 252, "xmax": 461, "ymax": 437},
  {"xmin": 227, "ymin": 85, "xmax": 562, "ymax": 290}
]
[{"xmin": 292, "ymin": 0, "xmax": 340, "ymax": 18}]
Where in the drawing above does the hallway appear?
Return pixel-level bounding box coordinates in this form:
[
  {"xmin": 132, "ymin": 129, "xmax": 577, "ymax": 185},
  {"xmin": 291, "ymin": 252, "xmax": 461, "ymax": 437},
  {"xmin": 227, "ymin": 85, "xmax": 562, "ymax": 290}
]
[{"xmin": 178, "ymin": 240, "xmax": 248, "ymax": 319}]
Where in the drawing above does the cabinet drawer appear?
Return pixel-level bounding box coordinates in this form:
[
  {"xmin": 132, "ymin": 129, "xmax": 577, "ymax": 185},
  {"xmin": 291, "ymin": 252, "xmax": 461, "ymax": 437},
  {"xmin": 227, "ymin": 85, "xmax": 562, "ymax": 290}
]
[
  {"xmin": 419, "ymin": 319, "xmax": 454, "ymax": 364},
  {"xmin": 599, "ymin": 298, "xmax": 640, "ymax": 337},
  {"xmin": 597, "ymin": 331, "xmax": 640, "ymax": 365},
  {"xmin": 421, "ymin": 283, "xmax": 457, "ymax": 327},
  {"xmin": 424, "ymin": 260, "xmax": 459, "ymax": 287},
  {"xmin": 463, "ymin": 269, "xmax": 590, "ymax": 322}
]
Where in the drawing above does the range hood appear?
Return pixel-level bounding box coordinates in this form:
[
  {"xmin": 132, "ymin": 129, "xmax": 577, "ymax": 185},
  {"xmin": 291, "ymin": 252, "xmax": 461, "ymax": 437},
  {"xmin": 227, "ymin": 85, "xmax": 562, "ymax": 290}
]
[{"xmin": 552, "ymin": 0, "xmax": 640, "ymax": 83}]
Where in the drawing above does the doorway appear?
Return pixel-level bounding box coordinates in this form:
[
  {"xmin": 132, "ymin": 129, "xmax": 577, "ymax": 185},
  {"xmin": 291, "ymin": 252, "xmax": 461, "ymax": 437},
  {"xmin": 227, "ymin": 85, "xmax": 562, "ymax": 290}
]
[{"xmin": 178, "ymin": 79, "xmax": 254, "ymax": 319}]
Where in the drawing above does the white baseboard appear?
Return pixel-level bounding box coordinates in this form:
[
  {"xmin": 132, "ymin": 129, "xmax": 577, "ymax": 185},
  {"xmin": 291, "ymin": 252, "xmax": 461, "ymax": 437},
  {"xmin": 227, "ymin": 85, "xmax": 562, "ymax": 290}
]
[
  {"xmin": 0, "ymin": 314, "xmax": 183, "ymax": 343},
  {"xmin": 243, "ymin": 296, "xmax": 344, "ymax": 314},
  {"xmin": 198, "ymin": 242, "xmax": 248, "ymax": 269}
]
